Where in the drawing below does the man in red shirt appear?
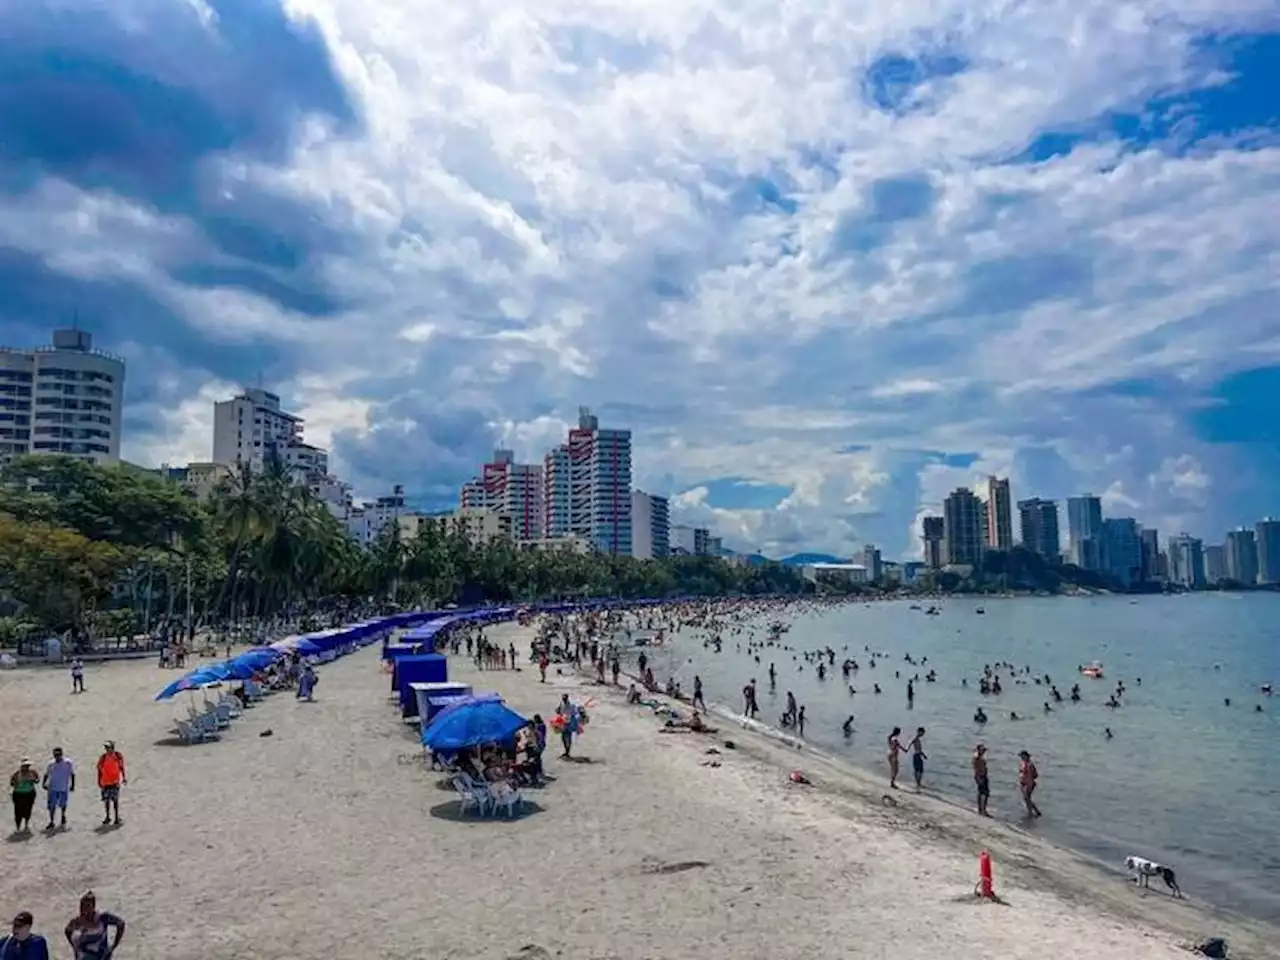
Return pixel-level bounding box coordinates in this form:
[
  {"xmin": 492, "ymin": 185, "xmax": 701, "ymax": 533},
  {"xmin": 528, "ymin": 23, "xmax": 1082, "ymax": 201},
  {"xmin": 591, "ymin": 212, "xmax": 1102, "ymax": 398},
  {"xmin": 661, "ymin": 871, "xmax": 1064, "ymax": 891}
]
[{"xmin": 95, "ymin": 743, "xmax": 126, "ymax": 827}]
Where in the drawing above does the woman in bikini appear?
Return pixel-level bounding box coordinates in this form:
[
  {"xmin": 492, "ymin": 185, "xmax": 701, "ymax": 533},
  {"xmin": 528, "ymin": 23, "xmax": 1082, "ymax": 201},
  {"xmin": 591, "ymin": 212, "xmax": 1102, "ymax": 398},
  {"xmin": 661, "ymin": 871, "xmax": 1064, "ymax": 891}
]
[{"xmin": 886, "ymin": 727, "xmax": 908, "ymax": 789}]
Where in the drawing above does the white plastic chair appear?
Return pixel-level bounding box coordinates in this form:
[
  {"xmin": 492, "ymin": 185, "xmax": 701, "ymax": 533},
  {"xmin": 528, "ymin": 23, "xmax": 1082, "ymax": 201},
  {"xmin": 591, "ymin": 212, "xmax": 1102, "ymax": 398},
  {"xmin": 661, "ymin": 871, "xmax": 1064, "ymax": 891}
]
[
  {"xmin": 488, "ymin": 780, "xmax": 524, "ymax": 818},
  {"xmin": 452, "ymin": 776, "xmax": 490, "ymax": 816}
]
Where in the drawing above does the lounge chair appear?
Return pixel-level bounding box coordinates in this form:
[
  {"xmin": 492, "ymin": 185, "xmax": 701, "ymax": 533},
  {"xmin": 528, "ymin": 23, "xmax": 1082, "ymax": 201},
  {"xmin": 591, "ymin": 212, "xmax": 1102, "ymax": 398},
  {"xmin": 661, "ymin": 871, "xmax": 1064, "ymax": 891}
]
[{"xmin": 174, "ymin": 719, "xmax": 206, "ymax": 744}]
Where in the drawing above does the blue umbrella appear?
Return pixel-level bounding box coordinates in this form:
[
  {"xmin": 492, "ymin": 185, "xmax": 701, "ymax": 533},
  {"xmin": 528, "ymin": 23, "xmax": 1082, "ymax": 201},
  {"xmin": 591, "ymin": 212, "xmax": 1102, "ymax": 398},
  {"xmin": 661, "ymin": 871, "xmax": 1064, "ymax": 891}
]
[
  {"xmin": 294, "ymin": 639, "xmax": 322, "ymax": 656},
  {"xmin": 421, "ymin": 696, "xmax": 528, "ymax": 750},
  {"xmin": 232, "ymin": 650, "xmax": 279, "ymax": 670},
  {"xmin": 154, "ymin": 664, "xmax": 231, "ymax": 701}
]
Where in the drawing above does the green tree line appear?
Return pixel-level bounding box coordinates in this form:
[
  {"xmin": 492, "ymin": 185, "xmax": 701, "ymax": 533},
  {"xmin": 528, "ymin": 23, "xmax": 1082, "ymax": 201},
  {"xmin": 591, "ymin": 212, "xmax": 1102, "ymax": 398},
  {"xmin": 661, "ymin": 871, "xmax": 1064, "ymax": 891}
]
[{"xmin": 0, "ymin": 454, "xmax": 808, "ymax": 641}]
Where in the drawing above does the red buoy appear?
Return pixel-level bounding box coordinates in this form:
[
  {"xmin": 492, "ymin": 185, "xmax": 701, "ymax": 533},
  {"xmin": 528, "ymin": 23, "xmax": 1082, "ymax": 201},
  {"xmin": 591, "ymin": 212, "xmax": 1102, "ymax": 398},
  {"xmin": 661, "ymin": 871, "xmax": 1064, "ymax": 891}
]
[{"xmin": 978, "ymin": 850, "xmax": 995, "ymax": 898}]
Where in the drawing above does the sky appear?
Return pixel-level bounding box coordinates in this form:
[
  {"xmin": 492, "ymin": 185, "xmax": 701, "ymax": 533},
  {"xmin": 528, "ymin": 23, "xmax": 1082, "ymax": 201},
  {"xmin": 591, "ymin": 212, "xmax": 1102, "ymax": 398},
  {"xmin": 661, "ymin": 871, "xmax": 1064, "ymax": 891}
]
[{"xmin": 1, "ymin": 0, "xmax": 1278, "ymax": 561}]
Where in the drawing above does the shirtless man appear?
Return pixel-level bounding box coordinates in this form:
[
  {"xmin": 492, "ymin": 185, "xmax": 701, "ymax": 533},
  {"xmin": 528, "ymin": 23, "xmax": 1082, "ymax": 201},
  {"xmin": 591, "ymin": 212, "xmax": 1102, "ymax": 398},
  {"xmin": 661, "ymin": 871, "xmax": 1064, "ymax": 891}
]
[
  {"xmin": 972, "ymin": 744, "xmax": 990, "ymax": 816},
  {"xmin": 907, "ymin": 727, "xmax": 927, "ymax": 790}
]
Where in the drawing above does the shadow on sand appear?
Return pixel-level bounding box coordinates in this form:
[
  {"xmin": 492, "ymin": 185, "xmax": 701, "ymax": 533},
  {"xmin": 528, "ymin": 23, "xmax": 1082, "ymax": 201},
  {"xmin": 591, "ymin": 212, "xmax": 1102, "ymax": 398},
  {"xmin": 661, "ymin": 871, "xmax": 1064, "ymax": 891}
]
[
  {"xmin": 5, "ymin": 830, "xmax": 32, "ymax": 843},
  {"xmin": 429, "ymin": 800, "xmax": 545, "ymax": 823}
]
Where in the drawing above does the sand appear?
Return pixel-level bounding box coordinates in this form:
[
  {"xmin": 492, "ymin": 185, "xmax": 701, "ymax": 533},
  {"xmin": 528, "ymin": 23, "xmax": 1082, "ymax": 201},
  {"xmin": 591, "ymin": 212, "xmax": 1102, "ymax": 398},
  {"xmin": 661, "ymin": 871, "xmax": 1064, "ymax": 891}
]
[{"xmin": 1, "ymin": 623, "xmax": 1273, "ymax": 960}]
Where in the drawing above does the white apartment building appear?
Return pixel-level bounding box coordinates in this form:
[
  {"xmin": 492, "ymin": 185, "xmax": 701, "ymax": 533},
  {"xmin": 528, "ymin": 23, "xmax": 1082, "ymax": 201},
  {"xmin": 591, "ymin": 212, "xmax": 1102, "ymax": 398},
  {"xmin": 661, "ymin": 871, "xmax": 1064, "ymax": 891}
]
[
  {"xmin": 670, "ymin": 524, "xmax": 712, "ymax": 556},
  {"xmin": 542, "ymin": 445, "xmax": 571, "ymax": 538},
  {"xmin": 346, "ymin": 485, "xmax": 409, "ymax": 545},
  {"xmin": 0, "ymin": 329, "xmax": 125, "ymax": 465},
  {"xmin": 631, "ymin": 490, "xmax": 671, "ymax": 560},
  {"xmin": 310, "ymin": 474, "xmax": 354, "ymax": 521},
  {"xmin": 212, "ymin": 387, "xmax": 315, "ymax": 475}
]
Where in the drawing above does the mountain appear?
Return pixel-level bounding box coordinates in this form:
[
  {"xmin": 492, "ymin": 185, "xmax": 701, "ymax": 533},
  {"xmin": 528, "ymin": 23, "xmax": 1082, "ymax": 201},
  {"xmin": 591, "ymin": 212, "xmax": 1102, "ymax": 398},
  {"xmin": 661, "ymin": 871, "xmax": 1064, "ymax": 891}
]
[{"xmin": 780, "ymin": 552, "xmax": 847, "ymax": 566}]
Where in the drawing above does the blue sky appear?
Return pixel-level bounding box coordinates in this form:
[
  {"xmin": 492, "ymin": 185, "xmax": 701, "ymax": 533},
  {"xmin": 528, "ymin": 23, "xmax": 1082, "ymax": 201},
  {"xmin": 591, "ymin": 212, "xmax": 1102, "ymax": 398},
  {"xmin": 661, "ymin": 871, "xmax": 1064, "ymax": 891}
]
[{"xmin": 1, "ymin": 0, "xmax": 1278, "ymax": 559}]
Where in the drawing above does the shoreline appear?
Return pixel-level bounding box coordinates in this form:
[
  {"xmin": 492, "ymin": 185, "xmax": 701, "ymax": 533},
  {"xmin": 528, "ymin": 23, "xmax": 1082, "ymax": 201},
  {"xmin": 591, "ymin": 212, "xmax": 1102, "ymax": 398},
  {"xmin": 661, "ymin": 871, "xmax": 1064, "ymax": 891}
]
[{"xmin": 483, "ymin": 621, "xmax": 1273, "ymax": 958}]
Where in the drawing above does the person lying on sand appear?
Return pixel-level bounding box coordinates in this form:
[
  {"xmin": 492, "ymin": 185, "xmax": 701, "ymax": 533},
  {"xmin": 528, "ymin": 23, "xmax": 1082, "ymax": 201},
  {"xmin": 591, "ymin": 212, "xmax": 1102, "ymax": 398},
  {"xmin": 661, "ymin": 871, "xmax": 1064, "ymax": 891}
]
[{"xmin": 660, "ymin": 713, "xmax": 718, "ymax": 734}]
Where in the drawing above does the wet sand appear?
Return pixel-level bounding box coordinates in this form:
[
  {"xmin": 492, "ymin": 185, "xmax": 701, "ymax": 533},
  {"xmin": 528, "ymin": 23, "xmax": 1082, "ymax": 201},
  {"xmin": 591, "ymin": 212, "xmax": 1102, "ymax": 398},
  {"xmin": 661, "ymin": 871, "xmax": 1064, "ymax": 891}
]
[{"xmin": 0, "ymin": 623, "xmax": 1272, "ymax": 959}]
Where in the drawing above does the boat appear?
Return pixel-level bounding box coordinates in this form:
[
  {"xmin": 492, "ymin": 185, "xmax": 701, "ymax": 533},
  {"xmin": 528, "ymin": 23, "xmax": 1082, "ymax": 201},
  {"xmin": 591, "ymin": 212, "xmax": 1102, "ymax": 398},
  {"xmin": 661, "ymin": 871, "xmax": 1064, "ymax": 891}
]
[{"xmin": 1081, "ymin": 661, "xmax": 1104, "ymax": 679}]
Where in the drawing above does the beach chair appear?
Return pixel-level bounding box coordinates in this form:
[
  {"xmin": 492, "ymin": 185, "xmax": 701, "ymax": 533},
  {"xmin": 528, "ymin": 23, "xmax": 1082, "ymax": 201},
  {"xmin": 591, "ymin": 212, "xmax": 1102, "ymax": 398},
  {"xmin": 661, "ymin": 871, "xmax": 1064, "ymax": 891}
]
[
  {"xmin": 488, "ymin": 780, "xmax": 524, "ymax": 818},
  {"xmin": 218, "ymin": 693, "xmax": 243, "ymax": 717},
  {"xmin": 213, "ymin": 701, "xmax": 235, "ymax": 725},
  {"xmin": 175, "ymin": 719, "xmax": 206, "ymax": 744},
  {"xmin": 193, "ymin": 713, "xmax": 220, "ymax": 738},
  {"xmin": 201, "ymin": 703, "xmax": 230, "ymax": 730},
  {"xmin": 452, "ymin": 776, "xmax": 491, "ymax": 817},
  {"xmin": 244, "ymin": 680, "xmax": 265, "ymax": 701}
]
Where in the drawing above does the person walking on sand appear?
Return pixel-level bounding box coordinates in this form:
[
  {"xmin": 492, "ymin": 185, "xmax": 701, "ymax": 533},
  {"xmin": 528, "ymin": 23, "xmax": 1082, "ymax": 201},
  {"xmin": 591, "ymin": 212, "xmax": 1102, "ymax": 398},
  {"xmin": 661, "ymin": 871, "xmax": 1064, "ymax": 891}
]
[
  {"xmin": 972, "ymin": 744, "xmax": 991, "ymax": 817},
  {"xmin": 742, "ymin": 679, "xmax": 759, "ymax": 718},
  {"xmin": 555, "ymin": 694, "xmax": 579, "ymax": 759},
  {"xmin": 95, "ymin": 743, "xmax": 125, "ymax": 827},
  {"xmin": 886, "ymin": 727, "xmax": 908, "ymax": 790},
  {"xmin": 538, "ymin": 650, "xmax": 549, "ymax": 683},
  {"xmin": 907, "ymin": 726, "xmax": 927, "ymax": 790},
  {"xmin": 1018, "ymin": 750, "xmax": 1042, "ymax": 818},
  {"xmin": 9, "ymin": 758, "xmax": 39, "ymax": 834},
  {"xmin": 42, "ymin": 748, "xmax": 75, "ymax": 831},
  {"xmin": 69, "ymin": 658, "xmax": 85, "ymax": 694},
  {"xmin": 692, "ymin": 675, "xmax": 706, "ymax": 713},
  {"xmin": 797, "ymin": 705, "xmax": 806, "ymax": 737},
  {"xmin": 64, "ymin": 893, "xmax": 124, "ymax": 960},
  {"xmin": 610, "ymin": 654, "xmax": 620, "ymax": 686}
]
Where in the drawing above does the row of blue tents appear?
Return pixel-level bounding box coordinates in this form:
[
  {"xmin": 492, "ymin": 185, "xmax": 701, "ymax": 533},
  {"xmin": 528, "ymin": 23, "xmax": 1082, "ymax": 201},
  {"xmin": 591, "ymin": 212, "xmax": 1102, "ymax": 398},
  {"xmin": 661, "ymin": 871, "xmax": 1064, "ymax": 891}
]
[{"xmin": 157, "ymin": 597, "xmax": 672, "ymax": 702}]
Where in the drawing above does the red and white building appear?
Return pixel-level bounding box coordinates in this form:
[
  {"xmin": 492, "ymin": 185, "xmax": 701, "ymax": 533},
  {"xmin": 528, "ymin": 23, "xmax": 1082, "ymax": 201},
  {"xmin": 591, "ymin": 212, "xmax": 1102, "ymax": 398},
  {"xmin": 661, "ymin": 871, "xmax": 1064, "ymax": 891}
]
[
  {"xmin": 459, "ymin": 449, "xmax": 544, "ymax": 540},
  {"xmin": 544, "ymin": 407, "xmax": 632, "ymax": 556}
]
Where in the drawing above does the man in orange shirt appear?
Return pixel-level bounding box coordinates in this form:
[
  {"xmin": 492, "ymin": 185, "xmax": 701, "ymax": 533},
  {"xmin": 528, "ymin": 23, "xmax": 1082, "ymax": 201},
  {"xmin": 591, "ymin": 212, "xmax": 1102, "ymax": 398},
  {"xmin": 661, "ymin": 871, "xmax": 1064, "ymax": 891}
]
[{"xmin": 95, "ymin": 742, "xmax": 126, "ymax": 827}]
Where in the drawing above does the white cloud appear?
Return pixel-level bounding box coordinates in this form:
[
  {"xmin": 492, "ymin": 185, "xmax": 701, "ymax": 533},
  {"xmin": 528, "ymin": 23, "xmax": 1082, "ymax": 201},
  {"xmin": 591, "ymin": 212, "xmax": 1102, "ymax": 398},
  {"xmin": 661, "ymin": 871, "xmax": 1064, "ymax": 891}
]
[{"xmin": 7, "ymin": 0, "xmax": 1280, "ymax": 559}]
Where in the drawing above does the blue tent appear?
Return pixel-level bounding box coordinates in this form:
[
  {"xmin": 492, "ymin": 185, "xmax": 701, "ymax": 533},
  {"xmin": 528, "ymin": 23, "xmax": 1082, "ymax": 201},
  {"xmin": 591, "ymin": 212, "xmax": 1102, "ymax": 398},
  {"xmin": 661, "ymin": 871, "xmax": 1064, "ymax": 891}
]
[
  {"xmin": 154, "ymin": 664, "xmax": 231, "ymax": 701},
  {"xmin": 421, "ymin": 696, "xmax": 528, "ymax": 751}
]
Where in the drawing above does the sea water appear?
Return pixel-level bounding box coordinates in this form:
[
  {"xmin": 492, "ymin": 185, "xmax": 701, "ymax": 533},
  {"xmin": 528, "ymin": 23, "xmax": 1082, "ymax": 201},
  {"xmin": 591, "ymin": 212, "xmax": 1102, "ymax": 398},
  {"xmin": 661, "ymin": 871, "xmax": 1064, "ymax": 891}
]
[{"xmin": 639, "ymin": 593, "xmax": 1280, "ymax": 922}]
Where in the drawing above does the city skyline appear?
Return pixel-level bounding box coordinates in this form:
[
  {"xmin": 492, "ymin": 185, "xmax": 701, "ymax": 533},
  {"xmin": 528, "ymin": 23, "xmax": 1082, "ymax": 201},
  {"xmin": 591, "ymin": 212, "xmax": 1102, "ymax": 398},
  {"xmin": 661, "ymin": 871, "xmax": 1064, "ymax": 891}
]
[{"xmin": 1, "ymin": 3, "xmax": 1279, "ymax": 561}]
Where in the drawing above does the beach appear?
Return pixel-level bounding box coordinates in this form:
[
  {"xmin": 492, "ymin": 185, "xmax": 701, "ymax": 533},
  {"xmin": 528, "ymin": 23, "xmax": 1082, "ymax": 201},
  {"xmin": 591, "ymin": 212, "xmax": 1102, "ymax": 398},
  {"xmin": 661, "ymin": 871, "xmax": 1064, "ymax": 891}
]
[{"xmin": 1, "ymin": 621, "xmax": 1273, "ymax": 960}]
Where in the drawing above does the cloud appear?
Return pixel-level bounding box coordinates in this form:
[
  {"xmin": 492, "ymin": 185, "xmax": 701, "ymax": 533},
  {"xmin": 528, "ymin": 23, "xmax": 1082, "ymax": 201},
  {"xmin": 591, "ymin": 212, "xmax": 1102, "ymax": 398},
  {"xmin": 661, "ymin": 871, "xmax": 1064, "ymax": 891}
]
[{"xmin": 1, "ymin": 0, "xmax": 1279, "ymax": 558}]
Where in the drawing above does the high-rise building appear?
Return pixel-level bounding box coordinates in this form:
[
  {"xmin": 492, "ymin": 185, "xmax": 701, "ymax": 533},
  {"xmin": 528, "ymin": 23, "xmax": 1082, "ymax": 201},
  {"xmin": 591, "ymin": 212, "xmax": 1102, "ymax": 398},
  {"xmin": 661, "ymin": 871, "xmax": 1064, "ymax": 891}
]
[
  {"xmin": 921, "ymin": 516, "xmax": 945, "ymax": 569},
  {"xmin": 631, "ymin": 491, "xmax": 670, "ymax": 560},
  {"xmin": 942, "ymin": 488, "xmax": 985, "ymax": 565},
  {"xmin": 542, "ymin": 445, "xmax": 571, "ymax": 538},
  {"xmin": 0, "ymin": 328, "xmax": 125, "ymax": 465},
  {"xmin": 985, "ymin": 476, "xmax": 1013, "ymax": 551},
  {"xmin": 1139, "ymin": 528, "xmax": 1160, "ymax": 582},
  {"xmin": 212, "ymin": 387, "xmax": 324, "ymax": 479},
  {"xmin": 1167, "ymin": 533, "xmax": 1205, "ymax": 588},
  {"xmin": 1204, "ymin": 544, "xmax": 1227, "ymax": 584},
  {"xmin": 458, "ymin": 449, "xmax": 543, "ymax": 540},
  {"xmin": 1017, "ymin": 498, "xmax": 1061, "ymax": 561},
  {"xmin": 1067, "ymin": 495, "xmax": 1103, "ymax": 568},
  {"xmin": 706, "ymin": 535, "xmax": 723, "ymax": 557},
  {"xmin": 1224, "ymin": 527, "xmax": 1259, "ymax": 586},
  {"xmin": 1100, "ymin": 517, "xmax": 1142, "ymax": 586},
  {"xmin": 1257, "ymin": 518, "xmax": 1280, "ymax": 585},
  {"xmin": 544, "ymin": 407, "xmax": 632, "ymax": 555},
  {"xmin": 861, "ymin": 544, "xmax": 883, "ymax": 582}
]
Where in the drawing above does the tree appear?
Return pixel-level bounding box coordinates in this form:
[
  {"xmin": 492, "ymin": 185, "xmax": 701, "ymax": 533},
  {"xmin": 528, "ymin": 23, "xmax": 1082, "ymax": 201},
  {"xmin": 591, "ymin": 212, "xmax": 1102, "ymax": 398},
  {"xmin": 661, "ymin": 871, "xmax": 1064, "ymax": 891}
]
[{"xmin": 0, "ymin": 513, "xmax": 127, "ymax": 632}]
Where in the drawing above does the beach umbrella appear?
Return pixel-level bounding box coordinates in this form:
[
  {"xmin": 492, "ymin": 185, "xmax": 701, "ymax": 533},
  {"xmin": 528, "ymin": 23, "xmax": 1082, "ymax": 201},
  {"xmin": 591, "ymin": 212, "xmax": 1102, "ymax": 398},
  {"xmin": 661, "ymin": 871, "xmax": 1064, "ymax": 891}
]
[
  {"xmin": 233, "ymin": 649, "xmax": 280, "ymax": 670},
  {"xmin": 294, "ymin": 638, "xmax": 322, "ymax": 656},
  {"xmin": 421, "ymin": 696, "xmax": 527, "ymax": 751},
  {"xmin": 154, "ymin": 664, "xmax": 232, "ymax": 701}
]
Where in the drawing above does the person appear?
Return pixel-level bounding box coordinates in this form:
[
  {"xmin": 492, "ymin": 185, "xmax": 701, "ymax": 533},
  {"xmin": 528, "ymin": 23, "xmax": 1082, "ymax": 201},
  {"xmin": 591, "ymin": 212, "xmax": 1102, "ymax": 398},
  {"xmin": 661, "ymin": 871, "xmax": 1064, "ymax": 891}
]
[
  {"xmin": 555, "ymin": 695, "xmax": 579, "ymax": 759},
  {"xmin": 742, "ymin": 679, "xmax": 758, "ymax": 718},
  {"xmin": 797, "ymin": 705, "xmax": 806, "ymax": 737},
  {"xmin": 907, "ymin": 726, "xmax": 927, "ymax": 790},
  {"xmin": 69, "ymin": 658, "xmax": 85, "ymax": 694},
  {"xmin": 886, "ymin": 727, "xmax": 907, "ymax": 790},
  {"xmin": 95, "ymin": 743, "xmax": 126, "ymax": 827},
  {"xmin": 692, "ymin": 675, "xmax": 706, "ymax": 713},
  {"xmin": 972, "ymin": 744, "xmax": 990, "ymax": 817},
  {"xmin": 842, "ymin": 715, "xmax": 855, "ymax": 736},
  {"xmin": 296, "ymin": 664, "xmax": 318, "ymax": 701},
  {"xmin": 610, "ymin": 655, "xmax": 620, "ymax": 685},
  {"xmin": 42, "ymin": 748, "xmax": 75, "ymax": 831},
  {"xmin": 1018, "ymin": 749, "xmax": 1042, "ymax": 818},
  {"xmin": 64, "ymin": 893, "xmax": 124, "ymax": 960},
  {"xmin": 9, "ymin": 758, "xmax": 38, "ymax": 834},
  {"xmin": 1, "ymin": 911, "xmax": 50, "ymax": 960}
]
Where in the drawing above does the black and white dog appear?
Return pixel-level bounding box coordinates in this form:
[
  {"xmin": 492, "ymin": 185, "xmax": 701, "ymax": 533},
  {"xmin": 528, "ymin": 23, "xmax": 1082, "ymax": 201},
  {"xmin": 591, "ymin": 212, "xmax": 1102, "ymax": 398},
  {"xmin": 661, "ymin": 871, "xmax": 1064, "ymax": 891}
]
[{"xmin": 1125, "ymin": 856, "xmax": 1183, "ymax": 898}]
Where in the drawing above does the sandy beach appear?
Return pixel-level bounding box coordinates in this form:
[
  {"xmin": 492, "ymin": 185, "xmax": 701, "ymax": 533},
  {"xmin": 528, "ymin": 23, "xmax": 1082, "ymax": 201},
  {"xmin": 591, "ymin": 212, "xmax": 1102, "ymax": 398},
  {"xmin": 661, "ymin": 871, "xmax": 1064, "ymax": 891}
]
[{"xmin": 2, "ymin": 622, "xmax": 1273, "ymax": 960}]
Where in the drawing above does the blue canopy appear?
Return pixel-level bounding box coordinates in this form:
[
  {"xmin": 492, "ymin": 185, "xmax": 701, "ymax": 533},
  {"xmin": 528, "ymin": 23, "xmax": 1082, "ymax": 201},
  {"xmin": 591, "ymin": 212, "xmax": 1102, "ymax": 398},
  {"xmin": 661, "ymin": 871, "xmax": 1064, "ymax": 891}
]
[
  {"xmin": 154, "ymin": 664, "xmax": 231, "ymax": 701},
  {"xmin": 421, "ymin": 695, "xmax": 528, "ymax": 751}
]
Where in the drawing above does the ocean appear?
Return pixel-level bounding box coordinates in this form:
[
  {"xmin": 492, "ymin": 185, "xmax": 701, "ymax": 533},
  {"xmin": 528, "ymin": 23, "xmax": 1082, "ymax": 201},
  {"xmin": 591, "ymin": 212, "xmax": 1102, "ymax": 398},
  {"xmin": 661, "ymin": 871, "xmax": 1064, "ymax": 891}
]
[{"xmin": 638, "ymin": 593, "xmax": 1280, "ymax": 922}]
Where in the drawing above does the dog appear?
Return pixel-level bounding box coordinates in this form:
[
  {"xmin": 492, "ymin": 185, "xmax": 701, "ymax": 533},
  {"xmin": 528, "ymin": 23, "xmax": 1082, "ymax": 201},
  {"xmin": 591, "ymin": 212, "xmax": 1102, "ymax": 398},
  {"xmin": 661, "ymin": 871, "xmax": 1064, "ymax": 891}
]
[{"xmin": 1125, "ymin": 856, "xmax": 1182, "ymax": 898}]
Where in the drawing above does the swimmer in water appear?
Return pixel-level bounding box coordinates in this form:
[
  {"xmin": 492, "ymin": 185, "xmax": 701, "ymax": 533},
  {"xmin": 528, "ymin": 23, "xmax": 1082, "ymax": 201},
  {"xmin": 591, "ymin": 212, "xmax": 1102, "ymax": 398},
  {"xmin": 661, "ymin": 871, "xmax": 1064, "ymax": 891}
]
[
  {"xmin": 1105, "ymin": 727, "xmax": 1113, "ymax": 739},
  {"xmin": 974, "ymin": 707, "xmax": 988, "ymax": 724},
  {"xmin": 843, "ymin": 715, "xmax": 855, "ymax": 736}
]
